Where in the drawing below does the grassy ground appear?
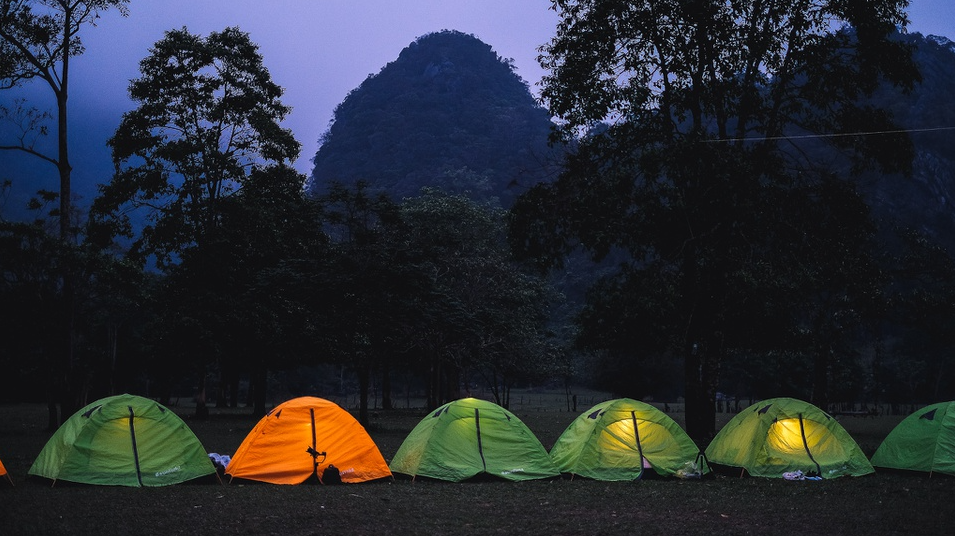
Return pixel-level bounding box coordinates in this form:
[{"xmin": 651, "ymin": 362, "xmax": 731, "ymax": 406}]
[{"xmin": 1, "ymin": 395, "xmax": 953, "ymax": 536}]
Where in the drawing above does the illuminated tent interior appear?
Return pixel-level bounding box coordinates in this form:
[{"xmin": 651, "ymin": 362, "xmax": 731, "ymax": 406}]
[
  {"xmin": 225, "ymin": 396, "xmax": 392, "ymax": 484},
  {"xmin": 28, "ymin": 394, "xmax": 216, "ymax": 487},
  {"xmin": 871, "ymin": 401, "xmax": 955, "ymax": 476},
  {"xmin": 549, "ymin": 398, "xmax": 706, "ymax": 480},
  {"xmin": 389, "ymin": 397, "xmax": 560, "ymax": 482},
  {"xmin": 704, "ymin": 397, "xmax": 873, "ymax": 479}
]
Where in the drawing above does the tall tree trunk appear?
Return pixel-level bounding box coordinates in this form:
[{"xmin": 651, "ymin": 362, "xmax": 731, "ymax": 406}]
[
  {"xmin": 680, "ymin": 240, "xmax": 723, "ymax": 442},
  {"xmin": 427, "ymin": 349, "xmax": 440, "ymax": 410},
  {"xmin": 108, "ymin": 323, "xmax": 119, "ymax": 395},
  {"xmin": 55, "ymin": 30, "xmax": 76, "ymax": 426},
  {"xmin": 357, "ymin": 365, "xmax": 370, "ymax": 426},
  {"xmin": 251, "ymin": 362, "xmax": 267, "ymax": 417},
  {"xmin": 194, "ymin": 372, "xmax": 209, "ymax": 419},
  {"xmin": 228, "ymin": 371, "xmax": 239, "ymax": 408},
  {"xmin": 57, "ymin": 271, "xmax": 78, "ymax": 424},
  {"xmin": 381, "ymin": 360, "xmax": 393, "ymax": 410},
  {"xmin": 811, "ymin": 344, "xmax": 830, "ymax": 411}
]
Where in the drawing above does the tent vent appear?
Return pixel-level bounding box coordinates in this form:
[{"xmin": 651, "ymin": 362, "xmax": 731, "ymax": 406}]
[
  {"xmin": 758, "ymin": 404, "xmax": 772, "ymax": 415},
  {"xmin": 920, "ymin": 409, "xmax": 938, "ymax": 421},
  {"xmin": 82, "ymin": 405, "xmax": 104, "ymax": 418}
]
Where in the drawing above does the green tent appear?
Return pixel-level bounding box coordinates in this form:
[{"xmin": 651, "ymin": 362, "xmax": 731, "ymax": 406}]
[
  {"xmin": 550, "ymin": 398, "xmax": 705, "ymax": 480},
  {"xmin": 705, "ymin": 397, "xmax": 873, "ymax": 479},
  {"xmin": 871, "ymin": 401, "xmax": 955, "ymax": 476},
  {"xmin": 29, "ymin": 394, "xmax": 216, "ymax": 486},
  {"xmin": 389, "ymin": 398, "xmax": 559, "ymax": 482}
]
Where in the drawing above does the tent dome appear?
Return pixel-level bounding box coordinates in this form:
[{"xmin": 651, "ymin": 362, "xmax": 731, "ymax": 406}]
[
  {"xmin": 29, "ymin": 394, "xmax": 215, "ymax": 487},
  {"xmin": 225, "ymin": 396, "xmax": 391, "ymax": 484},
  {"xmin": 704, "ymin": 397, "xmax": 873, "ymax": 479},
  {"xmin": 550, "ymin": 398, "xmax": 705, "ymax": 480},
  {"xmin": 871, "ymin": 401, "xmax": 955, "ymax": 476},
  {"xmin": 389, "ymin": 397, "xmax": 559, "ymax": 482}
]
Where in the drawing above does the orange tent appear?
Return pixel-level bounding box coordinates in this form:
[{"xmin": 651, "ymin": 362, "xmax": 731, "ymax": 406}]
[
  {"xmin": 225, "ymin": 397, "xmax": 392, "ymax": 484},
  {"xmin": 1, "ymin": 457, "xmax": 10, "ymax": 485}
]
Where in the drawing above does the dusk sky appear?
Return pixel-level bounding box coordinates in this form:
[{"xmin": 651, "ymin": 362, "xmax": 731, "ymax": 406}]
[
  {"xmin": 4, "ymin": 0, "xmax": 955, "ymax": 195},
  {"xmin": 67, "ymin": 0, "xmax": 955, "ymax": 174},
  {"xmin": 68, "ymin": 0, "xmax": 559, "ymax": 174}
]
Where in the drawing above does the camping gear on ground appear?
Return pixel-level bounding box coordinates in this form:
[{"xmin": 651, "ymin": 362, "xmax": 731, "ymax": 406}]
[
  {"xmin": 871, "ymin": 401, "xmax": 955, "ymax": 476},
  {"xmin": 389, "ymin": 397, "xmax": 560, "ymax": 482},
  {"xmin": 29, "ymin": 393, "xmax": 216, "ymax": 486},
  {"xmin": 704, "ymin": 397, "xmax": 873, "ymax": 479},
  {"xmin": 550, "ymin": 398, "xmax": 707, "ymax": 480},
  {"xmin": 225, "ymin": 396, "xmax": 391, "ymax": 484}
]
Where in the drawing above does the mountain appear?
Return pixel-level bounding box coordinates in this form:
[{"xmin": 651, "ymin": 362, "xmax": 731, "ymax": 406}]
[
  {"xmin": 860, "ymin": 33, "xmax": 955, "ymax": 252},
  {"xmin": 308, "ymin": 30, "xmax": 561, "ymax": 207}
]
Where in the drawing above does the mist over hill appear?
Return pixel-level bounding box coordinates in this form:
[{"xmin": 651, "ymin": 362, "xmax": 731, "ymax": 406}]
[{"xmin": 308, "ymin": 30, "xmax": 562, "ymax": 207}]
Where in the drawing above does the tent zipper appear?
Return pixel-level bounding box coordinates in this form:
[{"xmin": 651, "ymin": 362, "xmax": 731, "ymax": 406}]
[
  {"xmin": 128, "ymin": 406, "xmax": 144, "ymax": 487},
  {"xmin": 475, "ymin": 408, "xmax": 487, "ymax": 473},
  {"xmin": 631, "ymin": 411, "xmax": 645, "ymax": 479},
  {"xmin": 798, "ymin": 414, "xmax": 823, "ymax": 477}
]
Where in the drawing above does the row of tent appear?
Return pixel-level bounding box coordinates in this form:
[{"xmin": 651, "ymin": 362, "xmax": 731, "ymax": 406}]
[{"xmin": 2, "ymin": 393, "xmax": 953, "ymax": 487}]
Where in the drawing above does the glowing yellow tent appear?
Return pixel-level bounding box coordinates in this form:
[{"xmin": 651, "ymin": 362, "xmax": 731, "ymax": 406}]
[
  {"xmin": 550, "ymin": 398, "xmax": 705, "ymax": 480},
  {"xmin": 225, "ymin": 397, "xmax": 392, "ymax": 484},
  {"xmin": 704, "ymin": 397, "xmax": 873, "ymax": 479},
  {"xmin": 29, "ymin": 394, "xmax": 216, "ymax": 487}
]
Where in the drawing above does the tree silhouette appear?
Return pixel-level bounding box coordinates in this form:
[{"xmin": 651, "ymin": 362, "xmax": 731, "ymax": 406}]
[{"xmin": 512, "ymin": 0, "xmax": 919, "ymax": 439}]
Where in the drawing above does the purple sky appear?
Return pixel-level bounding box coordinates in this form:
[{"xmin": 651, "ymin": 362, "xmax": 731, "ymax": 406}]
[
  {"xmin": 67, "ymin": 0, "xmax": 955, "ymax": 174},
  {"xmin": 8, "ymin": 0, "xmax": 955, "ymax": 180},
  {"xmin": 69, "ymin": 0, "xmax": 558, "ymax": 173}
]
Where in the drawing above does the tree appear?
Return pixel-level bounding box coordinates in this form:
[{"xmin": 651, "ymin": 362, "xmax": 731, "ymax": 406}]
[
  {"xmin": 90, "ymin": 26, "xmax": 300, "ymax": 417},
  {"xmin": 212, "ymin": 165, "xmax": 322, "ymax": 416},
  {"xmin": 1, "ymin": 0, "xmax": 129, "ymax": 241},
  {"xmin": 310, "ymin": 182, "xmax": 412, "ymax": 425},
  {"xmin": 512, "ymin": 0, "xmax": 919, "ymax": 439},
  {"xmin": 401, "ymin": 190, "xmax": 558, "ymax": 408},
  {"xmin": 92, "ymin": 26, "xmax": 299, "ymax": 262},
  {"xmin": 882, "ymin": 230, "xmax": 955, "ymax": 403},
  {"xmin": 1, "ymin": 0, "xmax": 129, "ymax": 426}
]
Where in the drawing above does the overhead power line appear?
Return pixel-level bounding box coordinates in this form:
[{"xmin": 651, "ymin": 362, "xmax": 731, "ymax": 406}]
[{"xmin": 705, "ymin": 126, "xmax": 955, "ymax": 143}]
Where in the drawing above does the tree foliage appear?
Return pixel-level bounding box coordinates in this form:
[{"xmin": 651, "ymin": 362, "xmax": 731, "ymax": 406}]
[
  {"xmin": 1, "ymin": 0, "xmax": 129, "ymax": 239},
  {"xmin": 89, "ymin": 26, "xmax": 303, "ymax": 417},
  {"xmin": 513, "ymin": 0, "xmax": 919, "ymax": 439},
  {"xmin": 91, "ymin": 26, "xmax": 300, "ymax": 266},
  {"xmin": 399, "ymin": 190, "xmax": 558, "ymax": 408}
]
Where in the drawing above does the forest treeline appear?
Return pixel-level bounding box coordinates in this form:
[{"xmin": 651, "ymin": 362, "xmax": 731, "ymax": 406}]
[{"xmin": 3, "ymin": 2, "xmax": 955, "ymax": 440}]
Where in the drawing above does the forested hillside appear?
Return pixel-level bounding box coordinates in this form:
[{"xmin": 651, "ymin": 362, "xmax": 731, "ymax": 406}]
[
  {"xmin": 309, "ymin": 30, "xmax": 561, "ymax": 207},
  {"xmin": 862, "ymin": 33, "xmax": 955, "ymax": 252}
]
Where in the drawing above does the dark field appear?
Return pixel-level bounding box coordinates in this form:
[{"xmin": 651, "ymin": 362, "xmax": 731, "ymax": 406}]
[{"xmin": 1, "ymin": 396, "xmax": 953, "ymax": 536}]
